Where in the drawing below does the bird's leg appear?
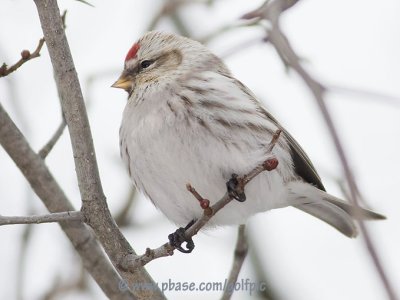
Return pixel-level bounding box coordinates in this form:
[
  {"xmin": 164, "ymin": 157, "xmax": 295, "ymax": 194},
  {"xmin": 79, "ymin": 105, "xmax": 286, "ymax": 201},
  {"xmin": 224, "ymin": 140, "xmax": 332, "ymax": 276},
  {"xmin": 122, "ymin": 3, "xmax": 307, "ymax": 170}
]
[
  {"xmin": 168, "ymin": 219, "xmax": 196, "ymax": 253},
  {"xmin": 226, "ymin": 173, "xmax": 246, "ymax": 202}
]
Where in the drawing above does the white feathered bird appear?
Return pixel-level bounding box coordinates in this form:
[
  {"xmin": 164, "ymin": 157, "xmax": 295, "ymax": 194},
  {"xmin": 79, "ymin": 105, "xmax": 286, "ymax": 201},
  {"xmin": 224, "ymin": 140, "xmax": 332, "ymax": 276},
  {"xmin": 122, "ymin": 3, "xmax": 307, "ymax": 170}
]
[{"xmin": 113, "ymin": 31, "xmax": 384, "ymax": 245}]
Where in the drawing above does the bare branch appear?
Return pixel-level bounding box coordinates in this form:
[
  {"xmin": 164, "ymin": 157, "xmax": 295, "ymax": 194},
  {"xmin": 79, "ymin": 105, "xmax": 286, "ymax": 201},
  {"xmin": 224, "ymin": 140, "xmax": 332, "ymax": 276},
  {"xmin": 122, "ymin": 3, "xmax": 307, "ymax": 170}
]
[
  {"xmin": 120, "ymin": 130, "xmax": 281, "ymax": 271},
  {"xmin": 16, "ymin": 215, "xmax": 34, "ymax": 300},
  {"xmin": 43, "ymin": 266, "xmax": 88, "ymax": 300},
  {"xmin": 0, "ymin": 103, "xmax": 134, "ymax": 300},
  {"xmin": 0, "ymin": 211, "xmax": 82, "ymax": 226},
  {"xmin": 147, "ymin": 0, "xmax": 186, "ymax": 31},
  {"xmin": 250, "ymin": 2, "xmax": 398, "ymax": 299},
  {"xmin": 198, "ymin": 19, "xmax": 261, "ymax": 44},
  {"xmin": 327, "ymin": 84, "xmax": 400, "ymax": 108},
  {"xmin": 170, "ymin": 11, "xmax": 192, "ymax": 37},
  {"xmin": 147, "ymin": 0, "xmax": 205, "ymax": 31},
  {"xmin": 115, "ymin": 187, "xmax": 137, "ymax": 227},
  {"xmin": 0, "ymin": 38, "xmax": 45, "ymax": 77},
  {"xmin": 219, "ymin": 36, "xmax": 264, "ymax": 59},
  {"xmin": 247, "ymin": 228, "xmax": 281, "ymax": 300},
  {"xmin": 33, "ymin": 0, "xmax": 164, "ymax": 298},
  {"xmin": 241, "ymin": 0, "xmax": 299, "ymax": 21},
  {"xmin": 39, "ymin": 118, "xmax": 67, "ymax": 159},
  {"xmin": 221, "ymin": 224, "xmax": 248, "ymax": 300}
]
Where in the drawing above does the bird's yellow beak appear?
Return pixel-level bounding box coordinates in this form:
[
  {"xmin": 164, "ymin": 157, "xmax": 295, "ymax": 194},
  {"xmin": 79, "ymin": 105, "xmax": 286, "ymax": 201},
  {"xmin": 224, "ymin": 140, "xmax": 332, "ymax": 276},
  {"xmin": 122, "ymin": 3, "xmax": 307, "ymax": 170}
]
[{"xmin": 111, "ymin": 73, "xmax": 132, "ymax": 91}]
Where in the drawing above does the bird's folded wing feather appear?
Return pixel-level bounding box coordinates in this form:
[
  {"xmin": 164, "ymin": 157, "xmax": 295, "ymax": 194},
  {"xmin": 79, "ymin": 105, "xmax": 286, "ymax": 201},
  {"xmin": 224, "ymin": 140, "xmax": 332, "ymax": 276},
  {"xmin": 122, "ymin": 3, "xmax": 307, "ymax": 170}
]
[{"xmin": 233, "ymin": 78, "xmax": 326, "ymax": 191}]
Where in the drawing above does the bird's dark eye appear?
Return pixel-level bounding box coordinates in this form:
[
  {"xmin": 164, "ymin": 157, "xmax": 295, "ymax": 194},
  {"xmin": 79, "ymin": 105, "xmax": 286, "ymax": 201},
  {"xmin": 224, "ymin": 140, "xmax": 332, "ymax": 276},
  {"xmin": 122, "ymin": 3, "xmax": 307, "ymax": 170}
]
[{"xmin": 140, "ymin": 60, "xmax": 153, "ymax": 69}]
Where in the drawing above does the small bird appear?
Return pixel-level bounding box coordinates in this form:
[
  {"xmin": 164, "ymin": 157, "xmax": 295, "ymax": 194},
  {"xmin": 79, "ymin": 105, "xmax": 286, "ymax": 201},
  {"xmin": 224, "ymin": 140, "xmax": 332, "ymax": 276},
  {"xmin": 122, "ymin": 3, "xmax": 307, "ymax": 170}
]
[{"xmin": 113, "ymin": 31, "xmax": 383, "ymax": 251}]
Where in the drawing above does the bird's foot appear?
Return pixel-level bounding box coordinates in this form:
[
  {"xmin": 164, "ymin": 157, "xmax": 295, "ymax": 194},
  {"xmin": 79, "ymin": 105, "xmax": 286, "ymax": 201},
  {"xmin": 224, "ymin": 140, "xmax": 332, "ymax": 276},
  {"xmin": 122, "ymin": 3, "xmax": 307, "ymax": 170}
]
[
  {"xmin": 226, "ymin": 173, "xmax": 246, "ymax": 202},
  {"xmin": 168, "ymin": 220, "xmax": 195, "ymax": 253}
]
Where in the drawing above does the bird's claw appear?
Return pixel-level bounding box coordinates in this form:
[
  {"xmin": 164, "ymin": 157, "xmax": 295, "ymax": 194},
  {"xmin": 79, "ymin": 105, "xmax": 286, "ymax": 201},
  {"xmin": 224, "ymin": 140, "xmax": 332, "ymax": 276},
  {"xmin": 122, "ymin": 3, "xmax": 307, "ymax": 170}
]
[
  {"xmin": 168, "ymin": 220, "xmax": 196, "ymax": 253},
  {"xmin": 226, "ymin": 174, "xmax": 246, "ymax": 202}
]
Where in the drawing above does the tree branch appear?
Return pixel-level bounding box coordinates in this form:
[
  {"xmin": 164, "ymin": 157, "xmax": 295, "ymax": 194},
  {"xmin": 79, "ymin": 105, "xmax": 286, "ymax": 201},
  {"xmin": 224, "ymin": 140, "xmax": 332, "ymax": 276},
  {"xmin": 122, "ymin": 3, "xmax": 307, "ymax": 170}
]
[
  {"xmin": 242, "ymin": 1, "xmax": 398, "ymax": 299},
  {"xmin": 42, "ymin": 265, "xmax": 88, "ymax": 300},
  {"xmin": 221, "ymin": 224, "xmax": 248, "ymax": 300},
  {"xmin": 119, "ymin": 130, "xmax": 281, "ymax": 271},
  {"xmin": 33, "ymin": 0, "xmax": 164, "ymax": 298},
  {"xmin": 0, "ymin": 211, "xmax": 82, "ymax": 226},
  {"xmin": 39, "ymin": 117, "xmax": 67, "ymax": 159},
  {"xmin": 268, "ymin": 19, "xmax": 399, "ymax": 300},
  {"xmin": 247, "ymin": 228, "xmax": 281, "ymax": 300},
  {"xmin": 115, "ymin": 187, "xmax": 137, "ymax": 227},
  {"xmin": 0, "ymin": 103, "xmax": 134, "ymax": 300},
  {"xmin": 327, "ymin": 84, "xmax": 400, "ymax": 108},
  {"xmin": 147, "ymin": 0, "xmax": 190, "ymax": 31},
  {"xmin": 0, "ymin": 38, "xmax": 45, "ymax": 77}
]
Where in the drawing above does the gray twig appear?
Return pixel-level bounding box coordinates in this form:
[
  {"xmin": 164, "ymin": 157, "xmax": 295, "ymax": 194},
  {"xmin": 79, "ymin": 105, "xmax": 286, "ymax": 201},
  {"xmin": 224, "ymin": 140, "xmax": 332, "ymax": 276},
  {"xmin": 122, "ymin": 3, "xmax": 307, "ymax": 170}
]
[
  {"xmin": 247, "ymin": 228, "xmax": 281, "ymax": 300},
  {"xmin": 327, "ymin": 85, "xmax": 400, "ymax": 108},
  {"xmin": 199, "ymin": 19, "xmax": 261, "ymax": 44},
  {"xmin": 42, "ymin": 265, "xmax": 88, "ymax": 300},
  {"xmin": 16, "ymin": 215, "xmax": 34, "ymax": 300},
  {"xmin": 147, "ymin": 0, "xmax": 186, "ymax": 31},
  {"xmin": 38, "ymin": 118, "xmax": 67, "ymax": 159},
  {"xmin": 221, "ymin": 224, "xmax": 248, "ymax": 300},
  {"xmin": 115, "ymin": 187, "xmax": 137, "ymax": 227},
  {"xmin": 0, "ymin": 211, "xmax": 82, "ymax": 226}
]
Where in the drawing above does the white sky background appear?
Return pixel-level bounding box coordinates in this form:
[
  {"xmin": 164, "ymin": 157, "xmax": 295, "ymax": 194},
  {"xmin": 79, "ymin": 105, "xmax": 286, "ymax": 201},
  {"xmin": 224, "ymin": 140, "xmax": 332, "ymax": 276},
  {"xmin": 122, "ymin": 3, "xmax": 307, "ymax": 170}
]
[{"xmin": 1, "ymin": 0, "xmax": 400, "ymax": 299}]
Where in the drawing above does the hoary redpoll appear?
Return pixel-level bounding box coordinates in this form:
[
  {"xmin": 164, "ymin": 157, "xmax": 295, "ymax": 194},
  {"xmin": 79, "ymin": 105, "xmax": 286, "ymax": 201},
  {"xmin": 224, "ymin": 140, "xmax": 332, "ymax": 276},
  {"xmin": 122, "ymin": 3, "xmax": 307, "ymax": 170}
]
[{"xmin": 113, "ymin": 31, "xmax": 384, "ymax": 252}]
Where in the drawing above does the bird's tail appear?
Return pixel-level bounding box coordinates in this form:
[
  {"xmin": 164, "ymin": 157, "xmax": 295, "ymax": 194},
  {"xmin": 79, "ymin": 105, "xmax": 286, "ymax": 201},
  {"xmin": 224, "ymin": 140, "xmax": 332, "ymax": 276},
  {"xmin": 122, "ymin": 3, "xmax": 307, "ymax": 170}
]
[{"xmin": 286, "ymin": 181, "xmax": 385, "ymax": 238}]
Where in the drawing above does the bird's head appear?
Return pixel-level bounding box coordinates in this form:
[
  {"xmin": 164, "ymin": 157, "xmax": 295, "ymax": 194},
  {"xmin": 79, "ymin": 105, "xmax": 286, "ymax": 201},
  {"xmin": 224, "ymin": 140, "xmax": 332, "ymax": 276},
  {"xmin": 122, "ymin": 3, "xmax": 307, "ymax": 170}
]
[{"xmin": 112, "ymin": 31, "xmax": 229, "ymax": 95}]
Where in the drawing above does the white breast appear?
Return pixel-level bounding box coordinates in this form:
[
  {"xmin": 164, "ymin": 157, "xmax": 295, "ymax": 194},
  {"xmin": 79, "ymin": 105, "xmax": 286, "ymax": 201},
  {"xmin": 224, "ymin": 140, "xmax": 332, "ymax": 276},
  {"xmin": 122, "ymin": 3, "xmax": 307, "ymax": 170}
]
[{"xmin": 120, "ymin": 74, "xmax": 295, "ymax": 227}]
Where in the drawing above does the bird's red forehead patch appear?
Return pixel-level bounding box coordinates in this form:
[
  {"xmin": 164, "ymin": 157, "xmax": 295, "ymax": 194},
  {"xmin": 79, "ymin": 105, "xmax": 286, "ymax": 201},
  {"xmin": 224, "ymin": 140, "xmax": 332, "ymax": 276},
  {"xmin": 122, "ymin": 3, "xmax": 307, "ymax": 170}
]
[{"xmin": 125, "ymin": 43, "xmax": 140, "ymax": 62}]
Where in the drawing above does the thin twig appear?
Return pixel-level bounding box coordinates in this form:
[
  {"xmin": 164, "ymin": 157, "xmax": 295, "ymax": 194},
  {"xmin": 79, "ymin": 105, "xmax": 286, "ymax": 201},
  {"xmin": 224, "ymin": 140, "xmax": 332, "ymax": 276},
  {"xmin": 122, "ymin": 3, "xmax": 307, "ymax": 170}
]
[
  {"xmin": 198, "ymin": 19, "xmax": 261, "ymax": 44},
  {"xmin": 219, "ymin": 36, "xmax": 265, "ymax": 59},
  {"xmin": 327, "ymin": 84, "xmax": 400, "ymax": 108},
  {"xmin": 221, "ymin": 224, "xmax": 248, "ymax": 300},
  {"xmin": 16, "ymin": 216, "xmax": 34, "ymax": 300},
  {"xmin": 241, "ymin": 0, "xmax": 299, "ymax": 21},
  {"xmin": 0, "ymin": 211, "xmax": 82, "ymax": 226},
  {"xmin": 43, "ymin": 265, "xmax": 88, "ymax": 300},
  {"xmin": 147, "ymin": 0, "xmax": 186, "ymax": 31},
  {"xmin": 115, "ymin": 187, "xmax": 137, "ymax": 227},
  {"xmin": 39, "ymin": 118, "xmax": 67, "ymax": 159},
  {"xmin": 247, "ymin": 227, "xmax": 281, "ymax": 300},
  {"xmin": 0, "ymin": 38, "xmax": 45, "ymax": 77},
  {"xmin": 146, "ymin": 0, "xmax": 209, "ymax": 31},
  {"xmin": 251, "ymin": 1, "xmax": 398, "ymax": 299},
  {"xmin": 119, "ymin": 130, "xmax": 281, "ymax": 271},
  {"xmin": 170, "ymin": 11, "xmax": 191, "ymax": 37}
]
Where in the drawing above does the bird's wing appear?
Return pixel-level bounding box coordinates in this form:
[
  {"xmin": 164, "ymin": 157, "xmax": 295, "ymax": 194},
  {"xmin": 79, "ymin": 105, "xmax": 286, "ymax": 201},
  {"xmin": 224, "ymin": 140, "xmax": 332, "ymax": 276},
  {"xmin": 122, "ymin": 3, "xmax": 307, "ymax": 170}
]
[{"xmin": 233, "ymin": 78, "xmax": 326, "ymax": 191}]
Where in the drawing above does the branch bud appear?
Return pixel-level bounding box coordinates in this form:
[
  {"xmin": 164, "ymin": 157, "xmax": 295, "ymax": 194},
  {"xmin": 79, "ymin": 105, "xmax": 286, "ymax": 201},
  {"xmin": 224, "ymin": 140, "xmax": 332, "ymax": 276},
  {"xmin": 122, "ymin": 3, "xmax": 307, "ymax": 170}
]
[
  {"xmin": 200, "ymin": 199, "xmax": 210, "ymax": 209},
  {"xmin": 0, "ymin": 64, "xmax": 6, "ymax": 76},
  {"xmin": 21, "ymin": 50, "xmax": 31, "ymax": 59},
  {"xmin": 263, "ymin": 157, "xmax": 279, "ymax": 171}
]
